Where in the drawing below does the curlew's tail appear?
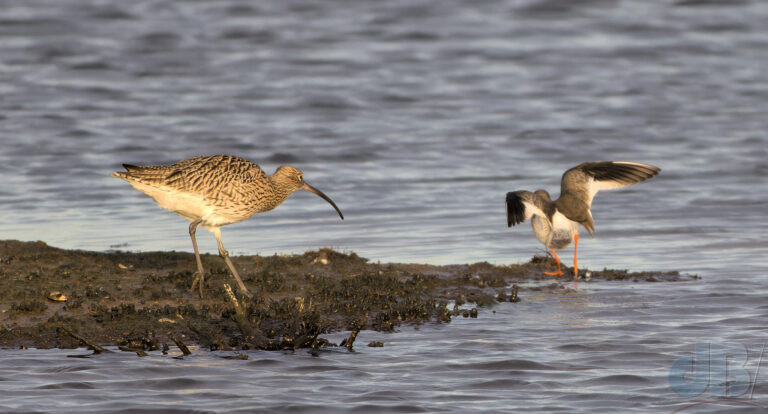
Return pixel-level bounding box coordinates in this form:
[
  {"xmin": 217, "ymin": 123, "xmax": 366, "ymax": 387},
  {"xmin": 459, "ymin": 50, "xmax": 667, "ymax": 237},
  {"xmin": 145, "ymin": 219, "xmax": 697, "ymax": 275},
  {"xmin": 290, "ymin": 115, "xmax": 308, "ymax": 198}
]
[
  {"xmin": 111, "ymin": 164, "xmax": 138, "ymax": 179},
  {"xmin": 111, "ymin": 164, "xmax": 170, "ymax": 184}
]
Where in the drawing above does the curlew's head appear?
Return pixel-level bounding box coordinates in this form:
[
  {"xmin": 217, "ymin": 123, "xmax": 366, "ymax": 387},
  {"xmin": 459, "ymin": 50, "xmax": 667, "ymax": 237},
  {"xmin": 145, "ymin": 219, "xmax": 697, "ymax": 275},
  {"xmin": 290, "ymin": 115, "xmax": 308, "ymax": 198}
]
[{"xmin": 273, "ymin": 166, "xmax": 344, "ymax": 220}]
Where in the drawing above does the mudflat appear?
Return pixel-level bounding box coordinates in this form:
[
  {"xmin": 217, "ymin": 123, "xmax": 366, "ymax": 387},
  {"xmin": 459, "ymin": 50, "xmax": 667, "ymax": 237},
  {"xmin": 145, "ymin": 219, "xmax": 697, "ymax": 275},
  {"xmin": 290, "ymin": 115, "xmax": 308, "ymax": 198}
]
[{"xmin": 0, "ymin": 240, "xmax": 693, "ymax": 352}]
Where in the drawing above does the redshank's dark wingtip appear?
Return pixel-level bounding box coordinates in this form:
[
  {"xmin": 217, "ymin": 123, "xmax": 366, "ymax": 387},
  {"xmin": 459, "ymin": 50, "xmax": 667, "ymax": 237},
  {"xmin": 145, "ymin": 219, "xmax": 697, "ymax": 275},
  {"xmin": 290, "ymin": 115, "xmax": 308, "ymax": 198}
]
[{"xmin": 505, "ymin": 192, "xmax": 524, "ymax": 227}]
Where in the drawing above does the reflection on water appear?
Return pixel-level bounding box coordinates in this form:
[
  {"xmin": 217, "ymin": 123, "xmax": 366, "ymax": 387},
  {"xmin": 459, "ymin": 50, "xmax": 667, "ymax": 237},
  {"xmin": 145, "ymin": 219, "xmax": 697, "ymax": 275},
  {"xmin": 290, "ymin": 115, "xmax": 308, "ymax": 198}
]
[{"xmin": 3, "ymin": 279, "xmax": 764, "ymax": 413}]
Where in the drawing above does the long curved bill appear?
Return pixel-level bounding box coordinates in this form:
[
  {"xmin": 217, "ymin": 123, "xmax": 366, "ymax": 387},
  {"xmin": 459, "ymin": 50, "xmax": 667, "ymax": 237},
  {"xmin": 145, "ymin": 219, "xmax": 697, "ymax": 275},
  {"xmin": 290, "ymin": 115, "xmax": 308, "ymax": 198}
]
[{"xmin": 302, "ymin": 183, "xmax": 344, "ymax": 220}]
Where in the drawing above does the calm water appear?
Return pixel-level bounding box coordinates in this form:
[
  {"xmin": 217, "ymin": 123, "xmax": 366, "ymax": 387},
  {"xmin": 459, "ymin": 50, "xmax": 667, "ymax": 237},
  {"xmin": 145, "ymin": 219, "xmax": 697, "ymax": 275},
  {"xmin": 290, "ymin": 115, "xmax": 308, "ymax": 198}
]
[{"xmin": 1, "ymin": 0, "xmax": 767, "ymax": 412}]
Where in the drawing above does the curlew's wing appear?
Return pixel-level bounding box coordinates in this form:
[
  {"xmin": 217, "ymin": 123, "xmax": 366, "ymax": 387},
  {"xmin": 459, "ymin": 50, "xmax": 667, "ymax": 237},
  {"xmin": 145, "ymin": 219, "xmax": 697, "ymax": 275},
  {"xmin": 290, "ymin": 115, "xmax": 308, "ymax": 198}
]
[
  {"xmin": 115, "ymin": 155, "xmax": 265, "ymax": 192},
  {"xmin": 112, "ymin": 155, "xmax": 270, "ymax": 209},
  {"xmin": 161, "ymin": 155, "xmax": 267, "ymax": 193},
  {"xmin": 561, "ymin": 161, "xmax": 661, "ymax": 207},
  {"xmin": 506, "ymin": 190, "xmax": 552, "ymax": 227}
]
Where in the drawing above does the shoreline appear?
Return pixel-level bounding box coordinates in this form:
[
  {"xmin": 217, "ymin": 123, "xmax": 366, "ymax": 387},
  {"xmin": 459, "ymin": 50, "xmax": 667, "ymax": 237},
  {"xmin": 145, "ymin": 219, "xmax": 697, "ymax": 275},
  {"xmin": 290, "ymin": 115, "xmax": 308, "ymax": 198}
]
[{"xmin": 0, "ymin": 240, "xmax": 695, "ymax": 352}]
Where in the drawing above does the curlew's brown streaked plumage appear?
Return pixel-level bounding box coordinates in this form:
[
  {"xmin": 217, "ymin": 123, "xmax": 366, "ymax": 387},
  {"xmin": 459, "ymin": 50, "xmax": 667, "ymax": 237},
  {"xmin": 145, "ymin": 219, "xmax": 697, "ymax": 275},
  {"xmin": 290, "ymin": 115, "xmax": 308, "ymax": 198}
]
[
  {"xmin": 506, "ymin": 161, "xmax": 660, "ymax": 279},
  {"xmin": 112, "ymin": 154, "xmax": 344, "ymax": 298}
]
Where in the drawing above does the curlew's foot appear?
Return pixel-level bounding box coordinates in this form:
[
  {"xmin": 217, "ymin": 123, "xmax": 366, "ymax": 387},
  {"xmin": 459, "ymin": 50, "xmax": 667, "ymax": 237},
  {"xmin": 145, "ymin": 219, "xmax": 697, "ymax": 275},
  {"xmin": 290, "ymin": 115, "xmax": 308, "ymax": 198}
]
[
  {"xmin": 235, "ymin": 283, "xmax": 253, "ymax": 299},
  {"xmin": 189, "ymin": 271, "xmax": 205, "ymax": 299}
]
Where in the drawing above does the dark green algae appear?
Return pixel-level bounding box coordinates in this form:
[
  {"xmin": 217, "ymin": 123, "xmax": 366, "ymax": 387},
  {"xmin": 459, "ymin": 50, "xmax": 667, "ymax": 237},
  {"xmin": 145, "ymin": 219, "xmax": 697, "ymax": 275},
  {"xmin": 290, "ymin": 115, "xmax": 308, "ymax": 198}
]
[{"xmin": 0, "ymin": 240, "xmax": 695, "ymax": 351}]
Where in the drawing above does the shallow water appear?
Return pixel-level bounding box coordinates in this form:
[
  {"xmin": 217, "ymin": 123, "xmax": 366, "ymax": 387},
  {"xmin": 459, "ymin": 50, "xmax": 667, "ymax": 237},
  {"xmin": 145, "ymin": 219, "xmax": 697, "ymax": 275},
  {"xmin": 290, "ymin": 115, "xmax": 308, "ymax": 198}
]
[{"xmin": 0, "ymin": 0, "xmax": 767, "ymax": 412}]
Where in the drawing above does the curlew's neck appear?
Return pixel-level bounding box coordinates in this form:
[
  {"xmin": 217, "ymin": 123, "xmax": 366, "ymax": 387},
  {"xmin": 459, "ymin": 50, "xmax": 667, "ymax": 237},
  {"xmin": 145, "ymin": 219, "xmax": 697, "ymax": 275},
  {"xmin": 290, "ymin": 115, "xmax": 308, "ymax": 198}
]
[{"xmin": 268, "ymin": 173, "xmax": 300, "ymax": 203}]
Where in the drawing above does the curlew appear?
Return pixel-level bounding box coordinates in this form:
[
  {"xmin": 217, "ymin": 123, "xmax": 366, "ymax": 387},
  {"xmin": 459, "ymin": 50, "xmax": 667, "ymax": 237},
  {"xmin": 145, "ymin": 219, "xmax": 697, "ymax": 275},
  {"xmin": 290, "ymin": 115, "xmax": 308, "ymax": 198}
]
[
  {"xmin": 506, "ymin": 161, "xmax": 660, "ymax": 279},
  {"xmin": 112, "ymin": 154, "xmax": 344, "ymax": 297}
]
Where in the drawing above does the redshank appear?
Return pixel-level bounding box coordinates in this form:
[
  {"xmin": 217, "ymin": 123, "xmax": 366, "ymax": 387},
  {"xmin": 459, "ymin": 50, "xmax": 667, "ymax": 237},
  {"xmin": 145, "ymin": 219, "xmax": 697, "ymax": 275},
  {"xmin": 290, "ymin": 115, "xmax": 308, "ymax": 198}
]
[{"xmin": 506, "ymin": 161, "xmax": 660, "ymax": 279}]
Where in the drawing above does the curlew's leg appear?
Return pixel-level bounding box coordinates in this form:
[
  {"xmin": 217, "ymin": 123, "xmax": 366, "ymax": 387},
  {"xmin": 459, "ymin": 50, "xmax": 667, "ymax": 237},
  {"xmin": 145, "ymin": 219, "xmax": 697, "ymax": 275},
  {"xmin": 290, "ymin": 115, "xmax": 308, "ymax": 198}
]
[
  {"xmin": 212, "ymin": 228, "xmax": 252, "ymax": 298},
  {"xmin": 572, "ymin": 234, "xmax": 579, "ymax": 280},
  {"xmin": 188, "ymin": 219, "xmax": 206, "ymax": 298},
  {"xmin": 543, "ymin": 249, "xmax": 564, "ymax": 276}
]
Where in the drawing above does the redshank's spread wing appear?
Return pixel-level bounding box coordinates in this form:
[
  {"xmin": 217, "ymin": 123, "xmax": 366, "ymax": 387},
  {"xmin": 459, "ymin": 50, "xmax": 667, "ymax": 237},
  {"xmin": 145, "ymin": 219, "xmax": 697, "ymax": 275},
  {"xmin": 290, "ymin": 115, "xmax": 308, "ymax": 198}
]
[
  {"xmin": 556, "ymin": 161, "xmax": 661, "ymax": 234},
  {"xmin": 561, "ymin": 161, "xmax": 660, "ymax": 206},
  {"xmin": 506, "ymin": 190, "xmax": 554, "ymax": 227}
]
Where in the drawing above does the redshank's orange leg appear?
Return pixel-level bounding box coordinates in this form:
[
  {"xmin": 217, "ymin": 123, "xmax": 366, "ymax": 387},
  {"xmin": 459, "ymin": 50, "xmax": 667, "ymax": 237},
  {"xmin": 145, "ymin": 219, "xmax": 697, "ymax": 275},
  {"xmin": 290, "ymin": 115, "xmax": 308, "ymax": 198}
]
[
  {"xmin": 573, "ymin": 234, "xmax": 579, "ymax": 279},
  {"xmin": 543, "ymin": 249, "xmax": 563, "ymax": 276}
]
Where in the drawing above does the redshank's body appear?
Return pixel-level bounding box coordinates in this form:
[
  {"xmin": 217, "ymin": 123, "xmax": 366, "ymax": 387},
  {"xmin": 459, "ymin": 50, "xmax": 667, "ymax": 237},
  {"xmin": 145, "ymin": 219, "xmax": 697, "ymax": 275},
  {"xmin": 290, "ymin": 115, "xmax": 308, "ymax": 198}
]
[
  {"xmin": 506, "ymin": 161, "xmax": 660, "ymax": 279},
  {"xmin": 112, "ymin": 155, "xmax": 344, "ymax": 297}
]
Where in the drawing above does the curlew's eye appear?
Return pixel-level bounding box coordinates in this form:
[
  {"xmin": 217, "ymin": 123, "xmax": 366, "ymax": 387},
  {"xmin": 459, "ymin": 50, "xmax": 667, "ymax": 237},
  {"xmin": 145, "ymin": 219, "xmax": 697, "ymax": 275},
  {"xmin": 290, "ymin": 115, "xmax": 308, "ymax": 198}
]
[{"xmin": 298, "ymin": 174, "xmax": 303, "ymax": 182}]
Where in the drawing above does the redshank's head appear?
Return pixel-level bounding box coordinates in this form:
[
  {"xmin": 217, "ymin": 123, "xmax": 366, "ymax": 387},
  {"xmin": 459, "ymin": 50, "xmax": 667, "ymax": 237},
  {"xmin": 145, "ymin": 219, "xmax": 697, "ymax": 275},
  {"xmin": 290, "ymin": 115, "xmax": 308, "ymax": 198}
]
[{"xmin": 274, "ymin": 166, "xmax": 344, "ymax": 220}]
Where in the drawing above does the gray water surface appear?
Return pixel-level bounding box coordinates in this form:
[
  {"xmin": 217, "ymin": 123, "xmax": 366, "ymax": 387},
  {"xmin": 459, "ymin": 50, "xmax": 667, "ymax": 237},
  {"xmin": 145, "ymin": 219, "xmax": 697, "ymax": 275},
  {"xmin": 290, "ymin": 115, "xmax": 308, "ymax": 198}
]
[{"xmin": 0, "ymin": 0, "xmax": 767, "ymax": 412}]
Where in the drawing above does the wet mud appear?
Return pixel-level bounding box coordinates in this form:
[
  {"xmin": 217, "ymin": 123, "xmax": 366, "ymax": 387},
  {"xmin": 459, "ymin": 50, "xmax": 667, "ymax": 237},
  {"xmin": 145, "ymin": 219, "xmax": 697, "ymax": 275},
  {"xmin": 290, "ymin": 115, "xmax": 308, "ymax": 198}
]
[{"xmin": 0, "ymin": 240, "xmax": 696, "ymax": 352}]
